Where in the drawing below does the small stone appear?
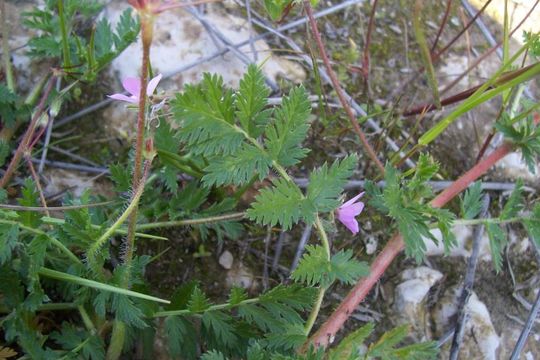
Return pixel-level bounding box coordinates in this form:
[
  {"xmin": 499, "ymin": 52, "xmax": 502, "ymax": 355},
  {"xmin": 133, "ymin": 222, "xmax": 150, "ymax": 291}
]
[
  {"xmin": 389, "ymin": 24, "xmax": 402, "ymax": 35},
  {"xmin": 218, "ymin": 250, "xmax": 234, "ymax": 270},
  {"xmin": 392, "ymin": 267, "xmax": 443, "ymax": 337}
]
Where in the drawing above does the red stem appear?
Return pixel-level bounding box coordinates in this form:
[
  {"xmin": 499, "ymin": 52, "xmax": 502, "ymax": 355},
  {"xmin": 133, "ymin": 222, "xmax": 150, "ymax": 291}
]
[
  {"xmin": 307, "ymin": 142, "xmax": 513, "ymax": 348},
  {"xmin": 303, "ymin": 1, "xmax": 385, "ymax": 175},
  {"xmin": 430, "ymin": 0, "xmax": 453, "ymax": 55},
  {"xmin": 362, "ymin": 0, "xmax": 378, "ymax": 82}
]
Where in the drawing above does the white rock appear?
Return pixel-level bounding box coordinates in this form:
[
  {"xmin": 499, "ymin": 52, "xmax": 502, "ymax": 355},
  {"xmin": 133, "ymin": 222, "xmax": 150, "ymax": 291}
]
[
  {"xmin": 105, "ymin": 3, "xmax": 305, "ymax": 88},
  {"xmin": 218, "ymin": 250, "xmax": 234, "ymax": 270},
  {"xmin": 393, "ymin": 267, "xmax": 443, "ymax": 336},
  {"xmin": 433, "ymin": 286, "xmax": 500, "ymax": 360},
  {"xmin": 225, "ymin": 263, "xmax": 255, "ymax": 289},
  {"xmin": 497, "ymin": 152, "xmax": 539, "ymax": 183}
]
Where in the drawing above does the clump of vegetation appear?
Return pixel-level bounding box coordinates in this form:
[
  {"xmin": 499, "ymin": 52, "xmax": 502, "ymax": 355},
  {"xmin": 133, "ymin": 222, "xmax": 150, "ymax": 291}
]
[{"xmin": 1, "ymin": 0, "xmax": 539, "ymax": 359}]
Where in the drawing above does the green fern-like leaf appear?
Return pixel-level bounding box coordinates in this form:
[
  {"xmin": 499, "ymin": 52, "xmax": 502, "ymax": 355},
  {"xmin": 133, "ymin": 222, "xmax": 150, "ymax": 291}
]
[
  {"xmin": 307, "ymin": 155, "xmax": 357, "ymax": 212},
  {"xmin": 247, "ymin": 178, "xmax": 314, "ymax": 229},
  {"xmin": 500, "ymin": 179, "xmax": 523, "ymax": 220},
  {"xmin": 172, "ymin": 73, "xmax": 242, "ymax": 156},
  {"xmin": 187, "ymin": 286, "xmax": 211, "ymax": 312},
  {"xmin": 524, "ymin": 203, "xmax": 540, "ymax": 248},
  {"xmin": 328, "ymin": 323, "xmax": 374, "ymax": 360},
  {"xmin": 291, "ymin": 245, "xmax": 368, "ymax": 288},
  {"xmin": 236, "ymin": 64, "xmax": 272, "ymax": 137},
  {"xmin": 202, "ymin": 311, "xmax": 238, "ymax": 349},
  {"xmin": 461, "ymin": 182, "xmax": 483, "ymax": 219},
  {"xmin": 486, "ymin": 223, "xmax": 506, "ymax": 272},
  {"xmin": 165, "ymin": 316, "xmax": 198, "ymax": 359},
  {"xmin": 111, "ymin": 294, "xmax": 147, "ymax": 329},
  {"xmin": 265, "ymin": 85, "xmax": 311, "ymax": 167},
  {"xmin": 202, "ymin": 144, "xmax": 271, "ymax": 186},
  {"xmin": 0, "ymin": 223, "xmax": 19, "ymax": 265},
  {"xmin": 265, "ymin": 323, "xmax": 307, "ymax": 351}
]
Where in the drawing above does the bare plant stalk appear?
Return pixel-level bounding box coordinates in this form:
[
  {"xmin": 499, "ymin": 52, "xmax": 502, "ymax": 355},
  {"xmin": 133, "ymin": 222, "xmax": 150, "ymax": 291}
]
[
  {"xmin": 303, "ymin": 1, "xmax": 385, "ymax": 175},
  {"xmin": 107, "ymin": 11, "xmax": 154, "ymax": 360},
  {"xmin": 0, "ymin": 76, "xmax": 55, "ymax": 189},
  {"xmin": 430, "ymin": 0, "xmax": 453, "ymax": 54},
  {"xmin": 362, "ymin": 0, "xmax": 378, "ymax": 83},
  {"xmin": 1, "ymin": 0, "xmax": 14, "ymax": 91},
  {"xmin": 306, "ymin": 142, "xmax": 513, "ymax": 349}
]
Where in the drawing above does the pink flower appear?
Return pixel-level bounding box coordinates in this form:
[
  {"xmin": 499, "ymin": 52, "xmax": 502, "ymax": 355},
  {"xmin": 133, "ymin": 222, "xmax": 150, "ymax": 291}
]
[
  {"xmin": 336, "ymin": 192, "xmax": 365, "ymax": 235},
  {"xmin": 108, "ymin": 74, "xmax": 162, "ymax": 104}
]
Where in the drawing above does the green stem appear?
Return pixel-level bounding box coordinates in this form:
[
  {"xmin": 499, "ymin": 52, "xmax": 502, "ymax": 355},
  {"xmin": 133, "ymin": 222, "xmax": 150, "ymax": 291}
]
[
  {"xmin": 304, "ymin": 215, "xmax": 330, "ymax": 335},
  {"xmin": 153, "ymin": 298, "xmax": 258, "ymax": 318},
  {"xmin": 58, "ymin": 0, "xmax": 71, "ymax": 68},
  {"xmin": 135, "ymin": 212, "xmax": 245, "ymax": 231},
  {"xmin": 78, "ymin": 305, "xmax": 97, "ymax": 333},
  {"xmin": 453, "ymin": 216, "xmax": 538, "ymax": 227},
  {"xmin": 86, "ymin": 161, "xmax": 151, "ymax": 264},
  {"xmin": 1, "ymin": 0, "xmax": 14, "ymax": 91}
]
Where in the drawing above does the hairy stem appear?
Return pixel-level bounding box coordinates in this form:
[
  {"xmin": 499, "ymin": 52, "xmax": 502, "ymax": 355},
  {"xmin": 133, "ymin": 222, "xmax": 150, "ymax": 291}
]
[
  {"xmin": 303, "ymin": 1, "xmax": 385, "ymax": 175},
  {"xmin": 304, "ymin": 215, "xmax": 331, "ymax": 336},
  {"xmin": 136, "ymin": 212, "xmax": 246, "ymax": 231},
  {"xmin": 86, "ymin": 161, "xmax": 152, "ymax": 266},
  {"xmin": 306, "ymin": 142, "xmax": 513, "ymax": 348},
  {"xmin": 107, "ymin": 14, "xmax": 154, "ymax": 360}
]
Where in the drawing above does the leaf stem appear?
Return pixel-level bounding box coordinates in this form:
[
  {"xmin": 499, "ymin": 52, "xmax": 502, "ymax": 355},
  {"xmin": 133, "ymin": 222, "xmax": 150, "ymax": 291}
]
[
  {"xmin": 58, "ymin": 0, "xmax": 71, "ymax": 69},
  {"xmin": 304, "ymin": 215, "xmax": 331, "ymax": 336},
  {"xmin": 135, "ymin": 212, "xmax": 246, "ymax": 231},
  {"xmin": 153, "ymin": 298, "xmax": 258, "ymax": 318}
]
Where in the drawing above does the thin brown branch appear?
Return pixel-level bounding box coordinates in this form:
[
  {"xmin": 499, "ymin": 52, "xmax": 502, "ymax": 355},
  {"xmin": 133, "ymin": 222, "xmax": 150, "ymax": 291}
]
[
  {"xmin": 303, "ymin": 1, "xmax": 385, "ymax": 175},
  {"xmin": 430, "ymin": 0, "xmax": 453, "ymax": 55},
  {"xmin": 362, "ymin": 0, "xmax": 378, "ymax": 82}
]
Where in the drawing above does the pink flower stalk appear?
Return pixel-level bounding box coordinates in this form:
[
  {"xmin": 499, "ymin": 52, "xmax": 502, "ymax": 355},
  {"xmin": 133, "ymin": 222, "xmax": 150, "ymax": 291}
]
[
  {"xmin": 336, "ymin": 192, "xmax": 365, "ymax": 235},
  {"xmin": 108, "ymin": 74, "xmax": 162, "ymax": 104}
]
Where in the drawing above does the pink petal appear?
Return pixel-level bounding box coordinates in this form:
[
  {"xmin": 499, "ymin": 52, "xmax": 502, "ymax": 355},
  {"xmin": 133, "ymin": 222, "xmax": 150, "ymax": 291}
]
[
  {"xmin": 338, "ymin": 215, "xmax": 359, "ymax": 234},
  {"xmin": 146, "ymin": 73, "xmax": 162, "ymax": 96},
  {"xmin": 122, "ymin": 77, "xmax": 141, "ymax": 96},
  {"xmin": 108, "ymin": 94, "xmax": 138, "ymax": 103},
  {"xmin": 342, "ymin": 192, "xmax": 365, "ymax": 207},
  {"xmin": 340, "ymin": 202, "xmax": 365, "ymax": 217}
]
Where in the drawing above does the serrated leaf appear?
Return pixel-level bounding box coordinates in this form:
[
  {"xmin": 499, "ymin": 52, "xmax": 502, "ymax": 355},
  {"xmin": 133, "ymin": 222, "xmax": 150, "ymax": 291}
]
[
  {"xmin": 486, "ymin": 223, "xmax": 506, "ymax": 272},
  {"xmin": 165, "ymin": 316, "xmax": 198, "ymax": 359},
  {"xmin": 500, "ymin": 179, "xmax": 523, "ymax": 220},
  {"xmin": 173, "ymin": 73, "xmax": 242, "ymax": 156},
  {"xmin": 229, "ymin": 287, "xmax": 248, "ymax": 306},
  {"xmin": 265, "ymin": 85, "xmax": 311, "ymax": 166},
  {"xmin": 524, "ymin": 203, "xmax": 540, "ymax": 248},
  {"xmin": 0, "ymin": 223, "xmax": 19, "ymax": 265},
  {"xmin": 202, "ymin": 144, "xmax": 271, "ymax": 186},
  {"xmin": 328, "ymin": 323, "xmax": 374, "ymax": 360},
  {"xmin": 265, "ymin": 323, "xmax": 306, "ymax": 351},
  {"xmin": 236, "ymin": 64, "xmax": 272, "ymax": 137},
  {"xmin": 18, "ymin": 179, "xmax": 41, "ymax": 227},
  {"xmin": 461, "ymin": 182, "xmax": 483, "ymax": 219},
  {"xmin": 187, "ymin": 286, "xmax": 211, "ymax": 312},
  {"xmin": 307, "ymin": 155, "xmax": 357, "ymax": 212},
  {"xmin": 202, "ymin": 311, "xmax": 238, "ymax": 349},
  {"xmin": 409, "ymin": 154, "xmax": 439, "ymax": 191},
  {"xmin": 247, "ymin": 178, "xmax": 314, "ymax": 229},
  {"xmin": 111, "ymin": 294, "xmax": 148, "ymax": 329},
  {"xmin": 291, "ymin": 245, "xmax": 368, "ymax": 288}
]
